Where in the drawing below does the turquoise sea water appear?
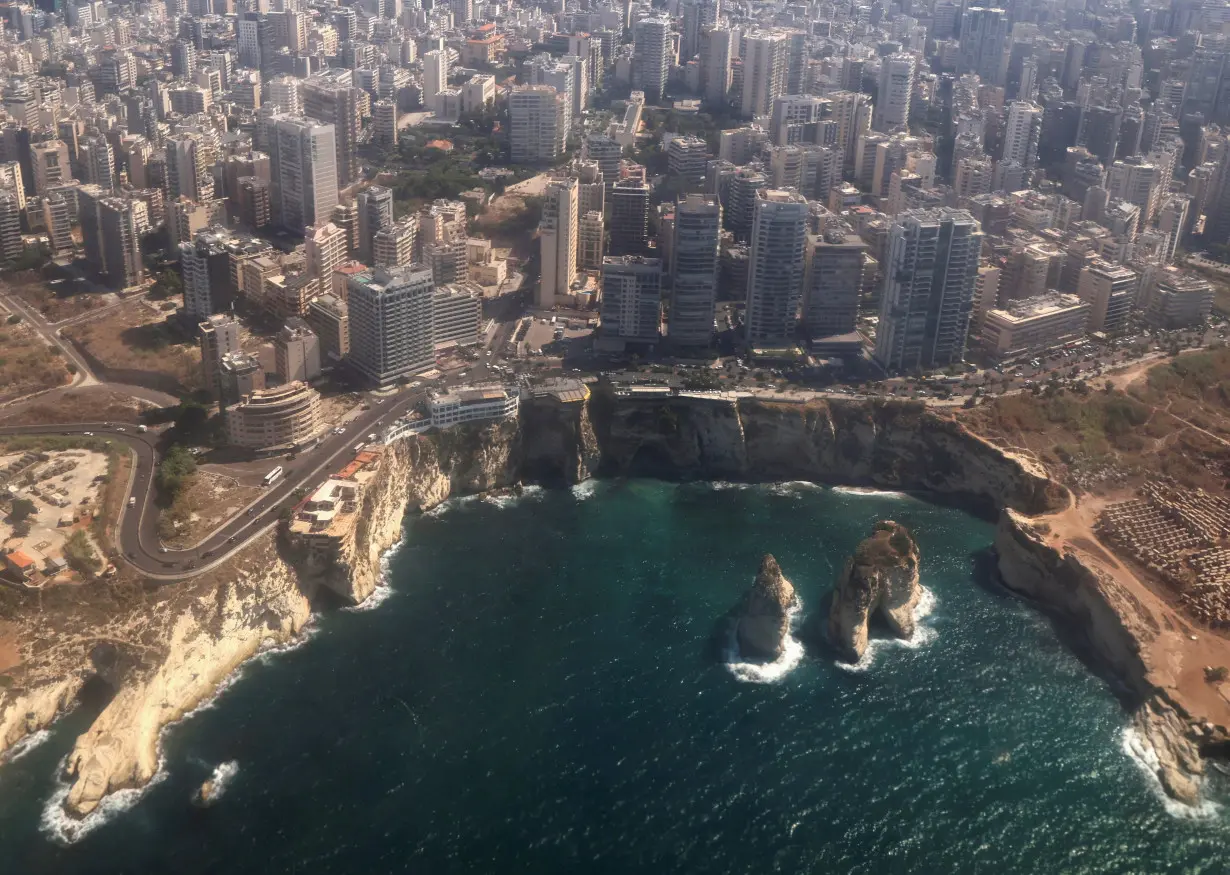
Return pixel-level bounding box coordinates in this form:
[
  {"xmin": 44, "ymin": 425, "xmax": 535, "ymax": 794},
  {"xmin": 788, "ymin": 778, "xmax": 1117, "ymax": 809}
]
[{"xmin": 1, "ymin": 479, "xmax": 1228, "ymax": 873}]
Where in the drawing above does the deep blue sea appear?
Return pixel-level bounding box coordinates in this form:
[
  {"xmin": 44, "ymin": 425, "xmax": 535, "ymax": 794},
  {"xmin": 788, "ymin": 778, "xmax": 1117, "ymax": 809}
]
[{"xmin": 1, "ymin": 480, "xmax": 1228, "ymax": 873}]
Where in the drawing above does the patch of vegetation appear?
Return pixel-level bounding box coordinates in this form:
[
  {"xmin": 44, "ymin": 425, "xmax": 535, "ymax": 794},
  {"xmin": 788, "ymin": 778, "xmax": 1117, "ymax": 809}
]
[
  {"xmin": 0, "ymin": 435, "xmax": 114, "ymax": 454},
  {"xmin": 8, "ymin": 498, "xmax": 36, "ymax": 523},
  {"xmin": 148, "ymin": 269, "xmax": 183, "ymax": 301},
  {"xmin": 156, "ymin": 445, "xmax": 198, "ymax": 501},
  {"xmin": 63, "ymin": 530, "xmax": 102, "ymax": 576}
]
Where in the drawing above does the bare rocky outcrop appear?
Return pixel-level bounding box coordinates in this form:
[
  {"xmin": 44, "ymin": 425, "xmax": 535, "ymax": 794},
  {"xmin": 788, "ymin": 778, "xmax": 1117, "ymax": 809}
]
[
  {"xmin": 828, "ymin": 521, "xmax": 922, "ymax": 663},
  {"xmin": 732, "ymin": 555, "xmax": 797, "ymax": 662}
]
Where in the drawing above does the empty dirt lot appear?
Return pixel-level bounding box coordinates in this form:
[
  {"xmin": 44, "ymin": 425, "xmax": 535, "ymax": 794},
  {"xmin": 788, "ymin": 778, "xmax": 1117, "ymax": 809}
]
[
  {"xmin": 64, "ymin": 299, "xmax": 204, "ymax": 396},
  {"xmin": 0, "ymin": 320, "xmax": 72, "ymax": 403},
  {"xmin": 4, "ymin": 270, "xmax": 115, "ymax": 323}
]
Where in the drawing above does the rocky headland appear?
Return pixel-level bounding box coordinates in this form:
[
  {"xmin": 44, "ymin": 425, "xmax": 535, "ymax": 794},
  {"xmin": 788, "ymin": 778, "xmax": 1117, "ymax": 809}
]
[
  {"xmin": 828, "ymin": 521, "xmax": 922, "ymax": 663},
  {"xmin": 1, "ymin": 387, "xmax": 1225, "ymax": 817},
  {"xmin": 730, "ymin": 555, "xmax": 797, "ymax": 662}
]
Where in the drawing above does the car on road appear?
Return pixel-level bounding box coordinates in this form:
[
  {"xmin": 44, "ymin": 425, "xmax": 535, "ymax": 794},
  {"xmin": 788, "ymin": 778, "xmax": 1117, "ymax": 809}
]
[
  {"xmin": 83, "ymin": 432, "xmax": 94, "ymax": 436},
  {"xmin": 160, "ymin": 547, "xmax": 168, "ymax": 553}
]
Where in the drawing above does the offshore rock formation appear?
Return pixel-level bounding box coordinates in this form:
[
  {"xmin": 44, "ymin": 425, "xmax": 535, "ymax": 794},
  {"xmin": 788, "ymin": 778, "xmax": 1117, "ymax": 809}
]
[
  {"xmin": 732, "ymin": 555, "xmax": 797, "ymax": 662},
  {"xmin": 828, "ymin": 521, "xmax": 922, "ymax": 663}
]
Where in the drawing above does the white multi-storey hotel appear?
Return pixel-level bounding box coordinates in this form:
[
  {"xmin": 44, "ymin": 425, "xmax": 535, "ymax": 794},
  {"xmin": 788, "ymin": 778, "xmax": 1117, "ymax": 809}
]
[
  {"xmin": 346, "ymin": 265, "xmax": 435, "ymax": 386},
  {"xmin": 429, "ymin": 386, "xmax": 520, "ymax": 428}
]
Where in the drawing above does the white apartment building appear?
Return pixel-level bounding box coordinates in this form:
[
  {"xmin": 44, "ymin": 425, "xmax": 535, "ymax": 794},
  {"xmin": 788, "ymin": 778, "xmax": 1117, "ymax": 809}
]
[
  {"xmin": 873, "ymin": 53, "xmax": 916, "ymax": 132},
  {"xmin": 669, "ymin": 195, "xmax": 721, "ymax": 347},
  {"xmin": 740, "ymin": 30, "xmax": 789, "ymax": 118},
  {"xmin": 510, "ymin": 86, "xmax": 567, "ymax": 164},
  {"xmin": 600, "ymin": 255, "xmax": 663, "ymax": 343},
  {"xmin": 1077, "ymin": 259, "xmax": 1137, "ymax": 333},
  {"xmin": 275, "ymin": 317, "xmax": 322, "ymax": 383},
  {"xmin": 980, "ymin": 292, "xmax": 1091, "ymax": 361},
  {"xmin": 225, "ymin": 381, "xmax": 325, "ymax": 452},
  {"xmin": 538, "ymin": 174, "xmax": 579, "ymax": 308},
  {"xmin": 632, "ymin": 16, "xmax": 670, "ymax": 104},
  {"xmin": 270, "ymin": 116, "xmax": 338, "ymax": 234}
]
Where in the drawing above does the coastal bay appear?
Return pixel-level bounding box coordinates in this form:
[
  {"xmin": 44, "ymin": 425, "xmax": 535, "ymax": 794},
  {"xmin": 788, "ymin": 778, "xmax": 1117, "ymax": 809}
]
[{"xmin": 0, "ymin": 481, "xmax": 1225, "ymax": 872}]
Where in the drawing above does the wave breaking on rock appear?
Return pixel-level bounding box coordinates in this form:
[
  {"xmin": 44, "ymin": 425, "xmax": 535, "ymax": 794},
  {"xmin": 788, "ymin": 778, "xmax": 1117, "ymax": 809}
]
[
  {"xmin": 722, "ymin": 555, "xmax": 804, "ymax": 684},
  {"xmin": 828, "ymin": 521, "xmax": 923, "ymax": 664}
]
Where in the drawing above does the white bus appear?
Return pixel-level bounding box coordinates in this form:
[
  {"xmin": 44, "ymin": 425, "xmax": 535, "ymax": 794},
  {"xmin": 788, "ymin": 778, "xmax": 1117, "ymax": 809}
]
[{"xmin": 263, "ymin": 466, "xmax": 284, "ymax": 487}]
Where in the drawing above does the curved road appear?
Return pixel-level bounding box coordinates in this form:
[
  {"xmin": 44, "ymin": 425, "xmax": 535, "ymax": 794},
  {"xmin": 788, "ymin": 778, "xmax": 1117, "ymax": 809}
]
[{"xmin": 0, "ymin": 391, "xmax": 425, "ymax": 581}]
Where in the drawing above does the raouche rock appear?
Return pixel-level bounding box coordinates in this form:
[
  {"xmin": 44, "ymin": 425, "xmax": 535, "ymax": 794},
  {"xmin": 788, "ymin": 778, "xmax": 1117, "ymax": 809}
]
[
  {"xmin": 734, "ymin": 555, "xmax": 797, "ymax": 661},
  {"xmin": 828, "ymin": 521, "xmax": 921, "ymax": 663}
]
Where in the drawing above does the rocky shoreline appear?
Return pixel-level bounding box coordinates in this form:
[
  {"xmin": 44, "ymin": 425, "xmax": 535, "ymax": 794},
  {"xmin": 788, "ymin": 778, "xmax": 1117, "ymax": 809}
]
[{"xmin": 0, "ymin": 390, "xmax": 1223, "ymax": 820}]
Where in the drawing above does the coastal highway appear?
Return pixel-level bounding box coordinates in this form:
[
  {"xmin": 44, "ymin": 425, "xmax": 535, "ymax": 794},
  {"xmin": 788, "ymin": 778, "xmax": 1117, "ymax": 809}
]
[{"xmin": 0, "ymin": 391, "xmax": 427, "ymax": 581}]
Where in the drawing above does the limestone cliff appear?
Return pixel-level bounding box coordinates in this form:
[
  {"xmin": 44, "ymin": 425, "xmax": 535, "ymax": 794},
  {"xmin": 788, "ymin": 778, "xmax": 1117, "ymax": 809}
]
[
  {"xmin": 592, "ymin": 394, "xmax": 1065, "ymax": 514},
  {"xmin": 518, "ymin": 394, "xmax": 600, "ymax": 485},
  {"xmin": 308, "ymin": 419, "xmax": 519, "ymax": 604},
  {"xmin": 732, "ymin": 555, "xmax": 797, "ymax": 662},
  {"xmin": 828, "ymin": 521, "xmax": 922, "ymax": 663},
  {"xmin": 994, "ymin": 509, "xmax": 1216, "ymax": 806},
  {"xmin": 61, "ymin": 539, "xmax": 311, "ymax": 817},
  {"xmin": 0, "ymin": 677, "xmax": 82, "ymax": 761},
  {"xmin": 0, "ymin": 389, "xmax": 1204, "ymax": 821}
]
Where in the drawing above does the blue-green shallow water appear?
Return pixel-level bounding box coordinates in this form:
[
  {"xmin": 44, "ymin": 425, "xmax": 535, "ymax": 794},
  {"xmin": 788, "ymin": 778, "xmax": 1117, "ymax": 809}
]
[{"xmin": 1, "ymin": 480, "xmax": 1228, "ymax": 873}]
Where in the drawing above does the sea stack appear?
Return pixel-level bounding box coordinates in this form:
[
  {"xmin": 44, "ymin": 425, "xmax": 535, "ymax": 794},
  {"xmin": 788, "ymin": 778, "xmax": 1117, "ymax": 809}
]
[
  {"xmin": 733, "ymin": 555, "xmax": 797, "ymax": 661},
  {"xmin": 828, "ymin": 521, "xmax": 921, "ymax": 663}
]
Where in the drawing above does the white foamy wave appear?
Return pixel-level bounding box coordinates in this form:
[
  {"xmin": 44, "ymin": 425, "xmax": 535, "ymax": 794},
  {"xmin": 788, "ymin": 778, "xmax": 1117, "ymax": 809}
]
[
  {"xmin": 835, "ymin": 586, "xmax": 937, "ymax": 673},
  {"xmin": 1120, "ymin": 728, "xmax": 1222, "ymax": 820},
  {"xmin": 254, "ymin": 622, "xmax": 320, "ymax": 667},
  {"xmin": 724, "ymin": 600, "xmax": 806, "ymax": 684},
  {"xmin": 39, "ymin": 755, "xmax": 169, "ymax": 845},
  {"xmin": 2, "ymin": 729, "xmax": 51, "ymax": 764},
  {"xmin": 483, "ymin": 485, "xmax": 545, "ymax": 509},
  {"xmin": 571, "ymin": 479, "xmax": 601, "ymax": 500},
  {"xmin": 831, "ymin": 486, "xmax": 910, "ymax": 499},
  {"xmin": 765, "ymin": 480, "xmax": 823, "ymax": 497},
  {"xmin": 344, "ymin": 582, "xmax": 396, "ymax": 613},
  {"xmin": 709, "ymin": 481, "xmax": 752, "ymax": 491},
  {"xmin": 423, "ymin": 494, "xmax": 482, "ymax": 517}
]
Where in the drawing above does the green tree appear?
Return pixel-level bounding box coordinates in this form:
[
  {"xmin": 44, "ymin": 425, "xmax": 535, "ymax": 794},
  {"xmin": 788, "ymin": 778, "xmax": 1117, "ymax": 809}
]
[
  {"xmin": 157, "ymin": 445, "xmax": 198, "ymax": 499},
  {"xmin": 63, "ymin": 530, "xmax": 102, "ymax": 575},
  {"xmin": 9, "ymin": 498, "xmax": 36, "ymax": 522},
  {"xmin": 149, "ymin": 269, "xmax": 183, "ymax": 301},
  {"xmin": 173, "ymin": 403, "xmax": 210, "ymax": 440}
]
